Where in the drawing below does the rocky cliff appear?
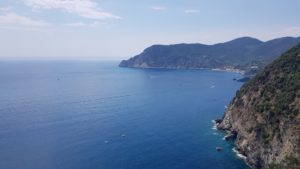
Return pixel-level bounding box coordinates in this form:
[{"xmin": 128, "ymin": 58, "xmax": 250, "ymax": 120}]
[{"xmin": 217, "ymin": 44, "xmax": 300, "ymax": 169}]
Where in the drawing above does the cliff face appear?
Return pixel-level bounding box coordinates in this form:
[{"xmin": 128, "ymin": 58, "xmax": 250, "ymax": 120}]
[
  {"xmin": 217, "ymin": 44, "xmax": 300, "ymax": 169},
  {"xmin": 120, "ymin": 37, "xmax": 300, "ymax": 75}
]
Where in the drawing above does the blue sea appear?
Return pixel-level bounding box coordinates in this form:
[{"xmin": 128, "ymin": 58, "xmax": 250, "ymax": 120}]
[{"xmin": 0, "ymin": 61, "xmax": 250, "ymax": 169}]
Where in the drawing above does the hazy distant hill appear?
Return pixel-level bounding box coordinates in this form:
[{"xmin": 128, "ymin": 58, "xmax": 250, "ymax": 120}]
[
  {"xmin": 217, "ymin": 43, "xmax": 300, "ymax": 169},
  {"xmin": 119, "ymin": 37, "xmax": 300, "ymax": 75}
]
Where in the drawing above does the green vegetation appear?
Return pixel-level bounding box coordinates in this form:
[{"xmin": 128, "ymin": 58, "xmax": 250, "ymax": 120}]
[
  {"xmin": 285, "ymin": 156, "xmax": 300, "ymax": 166},
  {"xmin": 264, "ymin": 163, "xmax": 281, "ymax": 169},
  {"xmin": 264, "ymin": 156, "xmax": 300, "ymax": 169},
  {"xmin": 237, "ymin": 44, "xmax": 300, "ymax": 130},
  {"xmin": 230, "ymin": 44, "xmax": 300, "ymax": 169}
]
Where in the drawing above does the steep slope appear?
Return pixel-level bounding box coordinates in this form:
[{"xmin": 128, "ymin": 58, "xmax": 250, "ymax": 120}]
[
  {"xmin": 120, "ymin": 37, "xmax": 300, "ymax": 75},
  {"xmin": 216, "ymin": 44, "xmax": 300, "ymax": 169}
]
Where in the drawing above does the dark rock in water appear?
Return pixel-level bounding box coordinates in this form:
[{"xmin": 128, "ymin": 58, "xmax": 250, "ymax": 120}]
[
  {"xmin": 236, "ymin": 77, "xmax": 251, "ymax": 82},
  {"xmin": 214, "ymin": 119, "xmax": 223, "ymax": 124},
  {"xmin": 224, "ymin": 131, "xmax": 237, "ymax": 141},
  {"xmin": 216, "ymin": 147, "xmax": 223, "ymax": 151},
  {"xmin": 233, "ymin": 76, "xmax": 251, "ymax": 82}
]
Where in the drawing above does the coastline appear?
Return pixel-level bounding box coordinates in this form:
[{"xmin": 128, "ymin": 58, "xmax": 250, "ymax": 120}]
[
  {"xmin": 119, "ymin": 65, "xmax": 246, "ymax": 75},
  {"xmin": 232, "ymin": 148, "xmax": 247, "ymax": 160}
]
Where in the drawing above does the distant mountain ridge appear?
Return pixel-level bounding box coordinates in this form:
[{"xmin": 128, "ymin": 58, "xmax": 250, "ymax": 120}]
[{"xmin": 119, "ymin": 36, "xmax": 300, "ymax": 75}]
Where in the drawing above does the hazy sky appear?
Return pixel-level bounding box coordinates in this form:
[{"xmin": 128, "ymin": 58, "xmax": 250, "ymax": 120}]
[{"xmin": 0, "ymin": 0, "xmax": 300, "ymax": 59}]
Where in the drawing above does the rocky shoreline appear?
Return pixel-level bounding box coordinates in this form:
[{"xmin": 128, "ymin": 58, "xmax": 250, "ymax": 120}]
[
  {"xmin": 212, "ymin": 119, "xmax": 252, "ymax": 169},
  {"xmin": 213, "ymin": 119, "xmax": 249, "ymax": 164}
]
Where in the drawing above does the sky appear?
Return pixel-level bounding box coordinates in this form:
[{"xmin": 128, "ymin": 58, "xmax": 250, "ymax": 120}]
[{"xmin": 0, "ymin": 0, "xmax": 300, "ymax": 59}]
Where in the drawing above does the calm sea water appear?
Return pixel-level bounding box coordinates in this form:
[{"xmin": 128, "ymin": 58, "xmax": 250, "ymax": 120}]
[{"xmin": 0, "ymin": 61, "xmax": 250, "ymax": 169}]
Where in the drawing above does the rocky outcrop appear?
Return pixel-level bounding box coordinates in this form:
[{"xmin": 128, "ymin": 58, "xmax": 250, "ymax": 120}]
[
  {"xmin": 217, "ymin": 44, "xmax": 300, "ymax": 169},
  {"xmin": 223, "ymin": 131, "xmax": 237, "ymax": 141}
]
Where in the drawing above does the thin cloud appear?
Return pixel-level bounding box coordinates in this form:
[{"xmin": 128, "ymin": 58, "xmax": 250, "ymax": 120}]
[
  {"xmin": 284, "ymin": 26, "xmax": 300, "ymax": 36},
  {"xmin": 184, "ymin": 9, "xmax": 199, "ymax": 14},
  {"xmin": 22, "ymin": 0, "xmax": 121, "ymax": 20},
  {"xmin": 151, "ymin": 6, "xmax": 167, "ymax": 11},
  {"xmin": 65, "ymin": 22, "xmax": 86, "ymax": 27},
  {"xmin": 65, "ymin": 21, "xmax": 100, "ymax": 28},
  {"xmin": 0, "ymin": 9, "xmax": 49, "ymax": 29}
]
